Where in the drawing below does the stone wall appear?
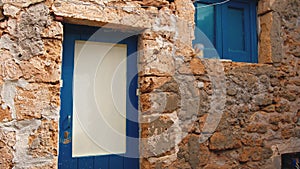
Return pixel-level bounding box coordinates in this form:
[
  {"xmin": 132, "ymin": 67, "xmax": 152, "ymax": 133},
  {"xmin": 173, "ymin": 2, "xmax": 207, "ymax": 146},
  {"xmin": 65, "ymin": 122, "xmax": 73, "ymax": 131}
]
[
  {"xmin": 140, "ymin": 0, "xmax": 300, "ymax": 168},
  {"xmin": 0, "ymin": 0, "xmax": 298, "ymax": 168},
  {"xmin": 0, "ymin": 0, "xmax": 62, "ymax": 168}
]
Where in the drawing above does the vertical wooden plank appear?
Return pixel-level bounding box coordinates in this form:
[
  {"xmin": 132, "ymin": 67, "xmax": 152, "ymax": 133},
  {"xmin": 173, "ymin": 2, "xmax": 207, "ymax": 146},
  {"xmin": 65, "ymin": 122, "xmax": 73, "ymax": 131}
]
[
  {"xmin": 124, "ymin": 35, "xmax": 139, "ymax": 169},
  {"xmin": 78, "ymin": 157, "xmax": 94, "ymax": 169},
  {"xmin": 94, "ymin": 156, "xmax": 109, "ymax": 169},
  {"xmin": 109, "ymin": 155, "xmax": 124, "ymax": 169},
  {"xmin": 58, "ymin": 26, "xmax": 79, "ymax": 169}
]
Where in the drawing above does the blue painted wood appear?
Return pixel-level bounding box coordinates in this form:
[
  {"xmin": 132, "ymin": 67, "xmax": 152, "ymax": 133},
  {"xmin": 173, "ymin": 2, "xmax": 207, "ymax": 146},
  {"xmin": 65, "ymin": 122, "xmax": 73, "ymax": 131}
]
[
  {"xmin": 249, "ymin": 0, "xmax": 258, "ymax": 63},
  {"xmin": 58, "ymin": 24, "xmax": 139, "ymax": 169},
  {"xmin": 94, "ymin": 155, "xmax": 109, "ymax": 169},
  {"xmin": 194, "ymin": 0, "xmax": 258, "ymax": 63},
  {"xmin": 222, "ymin": 0, "xmax": 252, "ymax": 62},
  {"xmin": 78, "ymin": 157, "xmax": 94, "ymax": 169},
  {"xmin": 215, "ymin": 2, "xmax": 223, "ymax": 58},
  {"xmin": 109, "ymin": 155, "xmax": 124, "ymax": 169},
  {"xmin": 58, "ymin": 29, "xmax": 78, "ymax": 169}
]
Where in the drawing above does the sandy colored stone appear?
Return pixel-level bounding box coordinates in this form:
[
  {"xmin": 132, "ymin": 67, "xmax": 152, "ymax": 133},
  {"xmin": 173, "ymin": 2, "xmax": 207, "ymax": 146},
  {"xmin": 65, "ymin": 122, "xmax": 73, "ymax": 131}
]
[
  {"xmin": 258, "ymin": 0, "xmax": 275, "ymax": 15},
  {"xmin": 0, "ymin": 129, "xmax": 15, "ymax": 169},
  {"xmin": 259, "ymin": 12, "xmax": 273, "ymax": 63},
  {"xmin": 140, "ymin": 92, "xmax": 179, "ymax": 114},
  {"xmin": 190, "ymin": 58, "xmax": 205, "ymax": 75},
  {"xmin": 15, "ymin": 83, "xmax": 60, "ymax": 120},
  {"xmin": 246, "ymin": 123, "xmax": 268, "ymax": 134},
  {"xmin": 139, "ymin": 37, "xmax": 175, "ymax": 76},
  {"xmin": 0, "ymin": 50, "xmax": 22, "ymax": 80},
  {"xmin": 239, "ymin": 147, "xmax": 264, "ymax": 162},
  {"xmin": 19, "ymin": 39, "xmax": 62, "ymax": 82},
  {"xmin": 28, "ymin": 120, "xmax": 58, "ymax": 158},
  {"xmin": 0, "ymin": 106, "xmax": 12, "ymax": 122},
  {"xmin": 139, "ymin": 76, "xmax": 173, "ymax": 93},
  {"xmin": 41, "ymin": 21, "xmax": 63, "ymax": 39},
  {"xmin": 2, "ymin": 0, "xmax": 44, "ymax": 8},
  {"xmin": 3, "ymin": 4, "xmax": 20, "ymax": 18},
  {"xmin": 53, "ymin": 0, "xmax": 155, "ymax": 29},
  {"xmin": 209, "ymin": 131, "xmax": 241, "ymax": 151}
]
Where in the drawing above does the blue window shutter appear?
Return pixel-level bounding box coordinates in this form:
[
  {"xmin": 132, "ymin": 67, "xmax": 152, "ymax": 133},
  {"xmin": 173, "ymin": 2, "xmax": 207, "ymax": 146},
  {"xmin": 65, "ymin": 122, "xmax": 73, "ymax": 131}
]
[
  {"xmin": 222, "ymin": 1, "xmax": 252, "ymax": 62},
  {"xmin": 194, "ymin": 2, "xmax": 222, "ymax": 59},
  {"xmin": 194, "ymin": 0, "xmax": 258, "ymax": 63}
]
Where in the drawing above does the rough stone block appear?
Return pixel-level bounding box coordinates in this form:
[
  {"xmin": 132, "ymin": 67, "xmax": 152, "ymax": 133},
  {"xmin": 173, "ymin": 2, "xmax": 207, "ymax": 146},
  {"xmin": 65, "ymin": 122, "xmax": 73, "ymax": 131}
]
[
  {"xmin": 2, "ymin": 0, "xmax": 44, "ymax": 8},
  {"xmin": 3, "ymin": 4, "xmax": 20, "ymax": 18},
  {"xmin": 19, "ymin": 39, "xmax": 62, "ymax": 82},
  {"xmin": 190, "ymin": 58, "xmax": 205, "ymax": 75},
  {"xmin": 0, "ymin": 129, "xmax": 15, "ymax": 169},
  {"xmin": 258, "ymin": 0, "xmax": 275, "ymax": 15},
  {"xmin": 140, "ymin": 92, "xmax": 179, "ymax": 114},
  {"xmin": 28, "ymin": 120, "xmax": 58, "ymax": 158},
  {"xmin": 140, "ymin": 114, "xmax": 178, "ymax": 157},
  {"xmin": 41, "ymin": 21, "xmax": 63, "ymax": 39},
  {"xmin": 253, "ymin": 93, "xmax": 273, "ymax": 106},
  {"xmin": 209, "ymin": 130, "xmax": 241, "ymax": 151},
  {"xmin": 0, "ymin": 50, "xmax": 22, "ymax": 81},
  {"xmin": 15, "ymin": 83, "xmax": 60, "ymax": 120},
  {"xmin": 139, "ymin": 76, "xmax": 175, "ymax": 93},
  {"xmin": 246, "ymin": 123, "xmax": 268, "ymax": 134}
]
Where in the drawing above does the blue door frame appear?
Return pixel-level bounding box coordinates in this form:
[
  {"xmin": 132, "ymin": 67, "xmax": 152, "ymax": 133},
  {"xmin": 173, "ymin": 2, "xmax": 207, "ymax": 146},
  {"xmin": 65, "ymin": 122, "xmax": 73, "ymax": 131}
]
[{"xmin": 58, "ymin": 24, "xmax": 139, "ymax": 169}]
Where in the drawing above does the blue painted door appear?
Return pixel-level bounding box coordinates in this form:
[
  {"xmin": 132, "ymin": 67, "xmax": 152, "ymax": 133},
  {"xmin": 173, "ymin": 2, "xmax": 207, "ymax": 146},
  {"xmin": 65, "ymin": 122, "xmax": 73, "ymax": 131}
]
[{"xmin": 58, "ymin": 24, "xmax": 139, "ymax": 169}]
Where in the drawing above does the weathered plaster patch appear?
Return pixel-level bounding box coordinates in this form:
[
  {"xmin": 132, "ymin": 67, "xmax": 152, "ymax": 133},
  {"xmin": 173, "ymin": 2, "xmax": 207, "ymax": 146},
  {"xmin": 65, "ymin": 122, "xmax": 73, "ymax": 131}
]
[
  {"xmin": 1, "ymin": 81, "xmax": 17, "ymax": 119},
  {"xmin": 0, "ymin": 79, "xmax": 28, "ymax": 119},
  {"xmin": 0, "ymin": 119, "xmax": 54, "ymax": 169}
]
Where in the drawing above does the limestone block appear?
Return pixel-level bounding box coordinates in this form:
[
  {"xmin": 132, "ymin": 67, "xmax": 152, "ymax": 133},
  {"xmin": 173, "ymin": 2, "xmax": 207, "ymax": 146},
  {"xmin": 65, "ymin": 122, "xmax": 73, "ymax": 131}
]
[
  {"xmin": 209, "ymin": 130, "xmax": 242, "ymax": 151},
  {"xmin": 41, "ymin": 21, "xmax": 63, "ymax": 39},
  {"xmin": 253, "ymin": 93, "xmax": 273, "ymax": 106},
  {"xmin": 28, "ymin": 120, "xmax": 58, "ymax": 158},
  {"xmin": 140, "ymin": 113, "xmax": 179, "ymax": 157},
  {"xmin": 0, "ymin": 50, "xmax": 22, "ymax": 80},
  {"xmin": 141, "ymin": 115, "xmax": 174, "ymax": 138},
  {"xmin": 190, "ymin": 58, "xmax": 205, "ymax": 75},
  {"xmin": 0, "ymin": 3, "xmax": 51, "ymax": 60},
  {"xmin": 2, "ymin": 0, "xmax": 44, "ymax": 8},
  {"xmin": 140, "ymin": 92, "xmax": 179, "ymax": 114},
  {"xmin": 139, "ymin": 76, "xmax": 175, "ymax": 93},
  {"xmin": 52, "ymin": 0, "xmax": 155, "ymax": 29},
  {"xmin": 0, "ymin": 105, "xmax": 12, "ymax": 122},
  {"xmin": 258, "ymin": 0, "xmax": 275, "ymax": 15},
  {"xmin": 152, "ymin": 8, "xmax": 176, "ymax": 32},
  {"xmin": 15, "ymin": 83, "xmax": 60, "ymax": 120},
  {"xmin": 19, "ymin": 39, "xmax": 62, "ymax": 82},
  {"xmin": 259, "ymin": 13, "xmax": 273, "ymax": 63},
  {"xmin": 246, "ymin": 123, "xmax": 268, "ymax": 134},
  {"xmin": 241, "ymin": 133, "xmax": 264, "ymax": 147},
  {"xmin": 141, "ymin": 0, "xmax": 169, "ymax": 7},
  {"xmin": 0, "ymin": 129, "xmax": 15, "ymax": 168},
  {"xmin": 139, "ymin": 36, "xmax": 175, "ymax": 76},
  {"xmin": 3, "ymin": 3, "xmax": 20, "ymax": 18},
  {"xmin": 174, "ymin": 0, "xmax": 194, "ymax": 22}
]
